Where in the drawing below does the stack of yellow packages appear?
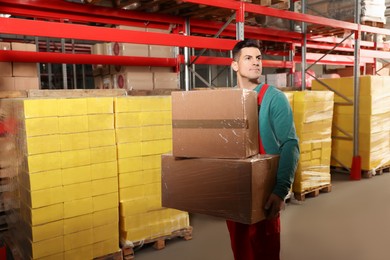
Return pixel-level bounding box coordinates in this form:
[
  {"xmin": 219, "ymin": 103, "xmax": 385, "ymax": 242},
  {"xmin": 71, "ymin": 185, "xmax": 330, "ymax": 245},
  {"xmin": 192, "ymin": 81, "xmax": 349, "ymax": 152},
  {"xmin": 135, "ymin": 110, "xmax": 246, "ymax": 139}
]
[
  {"xmin": 292, "ymin": 91, "xmax": 334, "ymax": 193},
  {"xmin": 114, "ymin": 96, "xmax": 189, "ymax": 244},
  {"xmin": 11, "ymin": 97, "xmax": 119, "ymax": 260},
  {"xmin": 312, "ymin": 76, "xmax": 390, "ymax": 170}
]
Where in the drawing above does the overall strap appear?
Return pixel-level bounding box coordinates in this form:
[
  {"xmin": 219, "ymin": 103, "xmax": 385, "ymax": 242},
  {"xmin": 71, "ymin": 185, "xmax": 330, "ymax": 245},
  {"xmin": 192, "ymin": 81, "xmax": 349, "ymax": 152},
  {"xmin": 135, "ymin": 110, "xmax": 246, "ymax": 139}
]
[{"xmin": 258, "ymin": 84, "xmax": 269, "ymax": 155}]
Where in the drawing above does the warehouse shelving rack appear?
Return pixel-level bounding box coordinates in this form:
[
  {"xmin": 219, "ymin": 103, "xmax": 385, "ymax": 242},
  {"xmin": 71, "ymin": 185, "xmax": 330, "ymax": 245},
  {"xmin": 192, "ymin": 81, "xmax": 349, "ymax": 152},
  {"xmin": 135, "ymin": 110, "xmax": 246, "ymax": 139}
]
[{"xmin": 1, "ymin": 0, "xmax": 390, "ymax": 176}]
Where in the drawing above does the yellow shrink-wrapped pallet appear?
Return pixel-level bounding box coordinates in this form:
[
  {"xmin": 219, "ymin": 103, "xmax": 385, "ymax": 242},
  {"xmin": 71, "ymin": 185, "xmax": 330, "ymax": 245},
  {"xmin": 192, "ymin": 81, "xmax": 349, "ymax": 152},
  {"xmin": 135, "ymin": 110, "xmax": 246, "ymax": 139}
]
[
  {"xmin": 3, "ymin": 97, "xmax": 120, "ymax": 259},
  {"xmin": 114, "ymin": 96, "xmax": 189, "ymax": 245},
  {"xmin": 312, "ymin": 76, "xmax": 390, "ymax": 170},
  {"xmin": 292, "ymin": 91, "xmax": 334, "ymax": 193}
]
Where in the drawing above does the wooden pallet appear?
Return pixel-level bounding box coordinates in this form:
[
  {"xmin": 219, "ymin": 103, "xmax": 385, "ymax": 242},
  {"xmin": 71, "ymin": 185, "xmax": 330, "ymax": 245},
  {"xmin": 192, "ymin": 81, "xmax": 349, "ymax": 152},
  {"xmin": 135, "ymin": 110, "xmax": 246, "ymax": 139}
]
[
  {"xmin": 0, "ymin": 91, "xmax": 28, "ymax": 99},
  {"xmin": 94, "ymin": 250, "xmax": 123, "ymax": 260},
  {"xmin": 294, "ymin": 184, "xmax": 332, "ymax": 201},
  {"xmin": 121, "ymin": 227, "xmax": 193, "ymax": 260},
  {"xmin": 362, "ymin": 165, "xmax": 390, "ymax": 178},
  {"xmin": 331, "ymin": 165, "xmax": 390, "ymax": 179},
  {"xmin": 127, "ymin": 89, "xmax": 182, "ymax": 96},
  {"xmin": 27, "ymin": 89, "xmax": 127, "ymax": 98},
  {"xmin": 361, "ymin": 20, "xmax": 384, "ymax": 28}
]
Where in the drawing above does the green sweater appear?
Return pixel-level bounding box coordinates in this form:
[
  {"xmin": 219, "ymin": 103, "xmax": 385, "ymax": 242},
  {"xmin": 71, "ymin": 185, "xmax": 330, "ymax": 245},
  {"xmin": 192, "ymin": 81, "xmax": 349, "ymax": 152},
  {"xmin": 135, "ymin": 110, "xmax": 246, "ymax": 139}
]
[{"xmin": 254, "ymin": 83, "xmax": 300, "ymax": 199}]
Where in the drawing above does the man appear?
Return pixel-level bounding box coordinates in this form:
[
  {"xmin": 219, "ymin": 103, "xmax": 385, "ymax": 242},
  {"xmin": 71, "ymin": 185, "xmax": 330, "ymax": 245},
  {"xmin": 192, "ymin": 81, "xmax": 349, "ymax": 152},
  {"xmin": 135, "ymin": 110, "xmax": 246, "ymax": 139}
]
[{"xmin": 226, "ymin": 39, "xmax": 300, "ymax": 260}]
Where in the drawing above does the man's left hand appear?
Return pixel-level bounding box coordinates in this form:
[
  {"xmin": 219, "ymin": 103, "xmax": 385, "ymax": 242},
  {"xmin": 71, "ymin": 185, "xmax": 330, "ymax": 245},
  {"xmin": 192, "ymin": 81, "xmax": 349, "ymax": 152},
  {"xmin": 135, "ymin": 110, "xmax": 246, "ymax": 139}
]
[{"xmin": 264, "ymin": 193, "xmax": 285, "ymax": 219}]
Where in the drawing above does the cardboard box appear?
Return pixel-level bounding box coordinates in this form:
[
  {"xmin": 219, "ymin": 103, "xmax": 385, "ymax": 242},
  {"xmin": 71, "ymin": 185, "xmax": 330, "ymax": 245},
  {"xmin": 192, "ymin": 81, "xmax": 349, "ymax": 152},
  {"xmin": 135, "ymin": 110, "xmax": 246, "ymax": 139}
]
[
  {"xmin": 149, "ymin": 45, "xmax": 175, "ymax": 58},
  {"xmin": 111, "ymin": 42, "xmax": 148, "ymax": 57},
  {"xmin": 266, "ymin": 73, "xmax": 287, "ymax": 88},
  {"xmin": 0, "ymin": 76, "xmax": 15, "ymax": 90},
  {"xmin": 171, "ymin": 89, "xmax": 259, "ymax": 159},
  {"xmin": 0, "ymin": 62, "xmax": 12, "ymax": 77},
  {"xmin": 161, "ymin": 154, "xmax": 279, "ymax": 224},
  {"xmin": 110, "ymin": 65, "xmax": 150, "ymax": 74},
  {"xmin": 0, "ymin": 42, "xmax": 11, "ymax": 50},
  {"xmin": 153, "ymin": 72, "xmax": 179, "ymax": 89},
  {"xmin": 113, "ymin": 72, "xmax": 153, "ymax": 90},
  {"xmin": 11, "ymin": 42, "xmax": 36, "ymax": 52},
  {"xmin": 13, "ymin": 63, "xmax": 38, "ymax": 77},
  {"xmin": 14, "ymin": 76, "xmax": 39, "ymax": 90}
]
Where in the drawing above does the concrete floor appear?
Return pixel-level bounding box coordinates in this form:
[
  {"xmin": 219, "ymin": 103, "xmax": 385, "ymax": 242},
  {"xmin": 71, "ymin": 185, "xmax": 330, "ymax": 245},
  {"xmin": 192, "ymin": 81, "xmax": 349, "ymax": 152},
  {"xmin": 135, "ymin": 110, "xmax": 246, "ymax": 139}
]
[{"xmin": 133, "ymin": 173, "xmax": 390, "ymax": 260}]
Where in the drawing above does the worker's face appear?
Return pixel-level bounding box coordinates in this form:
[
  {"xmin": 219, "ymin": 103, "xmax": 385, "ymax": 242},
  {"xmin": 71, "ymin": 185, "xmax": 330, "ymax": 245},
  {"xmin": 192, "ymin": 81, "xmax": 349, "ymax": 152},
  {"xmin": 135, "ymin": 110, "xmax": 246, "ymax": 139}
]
[{"xmin": 232, "ymin": 47, "xmax": 262, "ymax": 80}]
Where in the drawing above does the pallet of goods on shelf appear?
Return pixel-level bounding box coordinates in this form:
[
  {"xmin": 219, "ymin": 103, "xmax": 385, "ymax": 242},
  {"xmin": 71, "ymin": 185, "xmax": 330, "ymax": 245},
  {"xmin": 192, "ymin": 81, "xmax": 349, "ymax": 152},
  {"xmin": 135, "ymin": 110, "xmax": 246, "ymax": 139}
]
[
  {"xmin": 290, "ymin": 90, "xmax": 334, "ymax": 201},
  {"xmin": 312, "ymin": 75, "xmax": 390, "ymax": 176},
  {"xmin": 0, "ymin": 42, "xmax": 39, "ymax": 92},
  {"xmin": 90, "ymin": 24, "xmax": 178, "ymax": 91},
  {"xmin": 305, "ymin": 0, "xmax": 386, "ymax": 39}
]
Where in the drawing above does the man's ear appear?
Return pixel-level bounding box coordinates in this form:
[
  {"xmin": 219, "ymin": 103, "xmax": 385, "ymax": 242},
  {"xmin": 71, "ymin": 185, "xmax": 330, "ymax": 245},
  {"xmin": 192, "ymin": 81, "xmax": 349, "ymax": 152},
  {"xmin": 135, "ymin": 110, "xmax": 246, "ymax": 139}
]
[{"xmin": 231, "ymin": 60, "xmax": 238, "ymax": 72}]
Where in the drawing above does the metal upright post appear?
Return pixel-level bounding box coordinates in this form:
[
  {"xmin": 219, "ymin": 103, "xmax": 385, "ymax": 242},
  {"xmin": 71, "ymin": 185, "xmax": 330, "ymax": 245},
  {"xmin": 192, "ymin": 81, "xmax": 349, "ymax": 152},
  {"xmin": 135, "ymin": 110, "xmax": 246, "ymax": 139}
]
[
  {"xmin": 35, "ymin": 36, "xmax": 41, "ymax": 89},
  {"xmin": 301, "ymin": 0, "xmax": 307, "ymax": 90},
  {"xmin": 46, "ymin": 39, "xmax": 53, "ymax": 89},
  {"xmin": 350, "ymin": 0, "xmax": 362, "ymax": 180},
  {"xmin": 82, "ymin": 64, "xmax": 86, "ymax": 89},
  {"xmin": 184, "ymin": 18, "xmax": 191, "ymax": 91},
  {"xmin": 61, "ymin": 38, "xmax": 68, "ymax": 89},
  {"xmin": 71, "ymin": 39, "xmax": 77, "ymax": 89},
  {"xmin": 236, "ymin": 2, "xmax": 245, "ymax": 41}
]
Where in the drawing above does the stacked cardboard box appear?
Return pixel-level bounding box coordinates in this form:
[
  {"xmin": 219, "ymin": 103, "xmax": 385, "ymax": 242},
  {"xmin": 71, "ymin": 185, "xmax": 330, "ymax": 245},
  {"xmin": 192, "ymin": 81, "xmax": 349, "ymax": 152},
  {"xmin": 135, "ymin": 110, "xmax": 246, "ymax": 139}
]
[
  {"xmin": 6, "ymin": 97, "xmax": 119, "ymax": 259},
  {"xmin": 114, "ymin": 96, "xmax": 189, "ymax": 243},
  {"xmin": 0, "ymin": 42, "xmax": 39, "ymax": 91},
  {"xmin": 291, "ymin": 91, "xmax": 334, "ymax": 193},
  {"xmin": 163, "ymin": 89, "xmax": 280, "ymax": 224},
  {"xmin": 312, "ymin": 76, "xmax": 390, "ymax": 170},
  {"xmin": 92, "ymin": 26, "xmax": 179, "ymax": 91}
]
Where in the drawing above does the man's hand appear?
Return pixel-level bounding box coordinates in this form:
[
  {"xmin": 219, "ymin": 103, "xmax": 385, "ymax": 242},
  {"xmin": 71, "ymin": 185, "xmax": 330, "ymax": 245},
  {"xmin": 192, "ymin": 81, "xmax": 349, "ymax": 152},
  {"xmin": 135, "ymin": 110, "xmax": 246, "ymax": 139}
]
[{"xmin": 264, "ymin": 193, "xmax": 285, "ymax": 219}]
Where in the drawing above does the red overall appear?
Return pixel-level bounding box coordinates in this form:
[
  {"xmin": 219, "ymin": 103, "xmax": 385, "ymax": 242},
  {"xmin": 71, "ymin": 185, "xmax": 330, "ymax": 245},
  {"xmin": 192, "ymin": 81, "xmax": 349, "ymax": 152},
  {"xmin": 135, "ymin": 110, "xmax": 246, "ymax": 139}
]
[{"xmin": 226, "ymin": 84, "xmax": 281, "ymax": 260}]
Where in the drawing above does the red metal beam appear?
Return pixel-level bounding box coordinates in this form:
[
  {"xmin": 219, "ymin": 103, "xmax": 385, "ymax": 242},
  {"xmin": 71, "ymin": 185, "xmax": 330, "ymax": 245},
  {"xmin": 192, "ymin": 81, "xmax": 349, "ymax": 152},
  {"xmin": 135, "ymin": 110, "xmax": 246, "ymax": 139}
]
[
  {"xmin": 182, "ymin": 0, "xmax": 240, "ymax": 10},
  {"xmin": 184, "ymin": 0, "xmax": 390, "ymax": 35},
  {"xmin": 361, "ymin": 49, "xmax": 390, "ymax": 60},
  {"xmin": 0, "ymin": 0, "xmax": 184, "ymax": 25},
  {"xmin": 294, "ymin": 53, "xmax": 374, "ymax": 66},
  {"xmin": 0, "ymin": 17, "xmax": 237, "ymax": 50},
  {"xmin": 190, "ymin": 22, "xmax": 300, "ymax": 41},
  {"xmin": 0, "ymin": 50, "xmax": 178, "ymax": 67},
  {"xmin": 177, "ymin": 55, "xmax": 293, "ymax": 68},
  {"xmin": 306, "ymin": 36, "xmax": 388, "ymax": 50}
]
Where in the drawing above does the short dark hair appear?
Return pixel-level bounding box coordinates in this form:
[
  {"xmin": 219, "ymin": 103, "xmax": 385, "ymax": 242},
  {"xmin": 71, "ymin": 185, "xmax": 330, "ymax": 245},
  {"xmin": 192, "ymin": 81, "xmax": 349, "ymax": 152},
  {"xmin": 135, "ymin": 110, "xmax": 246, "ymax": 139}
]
[{"xmin": 232, "ymin": 39, "xmax": 261, "ymax": 61}]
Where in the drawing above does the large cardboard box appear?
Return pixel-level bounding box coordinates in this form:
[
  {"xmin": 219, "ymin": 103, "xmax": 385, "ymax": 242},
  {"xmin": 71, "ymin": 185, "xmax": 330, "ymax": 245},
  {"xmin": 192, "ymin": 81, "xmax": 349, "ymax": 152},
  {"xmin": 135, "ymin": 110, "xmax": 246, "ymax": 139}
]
[
  {"xmin": 13, "ymin": 63, "xmax": 38, "ymax": 77},
  {"xmin": 161, "ymin": 154, "xmax": 279, "ymax": 224},
  {"xmin": 172, "ymin": 88, "xmax": 258, "ymax": 159},
  {"xmin": 113, "ymin": 72, "xmax": 153, "ymax": 90},
  {"xmin": 11, "ymin": 42, "xmax": 36, "ymax": 52},
  {"xmin": 14, "ymin": 77, "xmax": 40, "ymax": 90},
  {"xmin": 0, "ymin": 62, "xmax": 12, "ymax": 77},
  {"xmin": 153, "ymin": 72, "xmax": 179, "ymax": 89},
  {"xmin": 0, "ymin": 77, "xmax": 15, "ymax": 90},
  {"xmin": 111, "ymin": 42, "xmax": 148, "ymax": 57}
]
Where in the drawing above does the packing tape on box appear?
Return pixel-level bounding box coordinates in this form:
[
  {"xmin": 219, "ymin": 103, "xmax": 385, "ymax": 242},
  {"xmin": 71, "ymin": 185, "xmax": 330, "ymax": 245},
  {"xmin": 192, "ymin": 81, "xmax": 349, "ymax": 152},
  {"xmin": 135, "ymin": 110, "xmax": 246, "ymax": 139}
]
[{"xmin": 172, "ymin": 119, "xmax": 248, "ymax": 129}]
